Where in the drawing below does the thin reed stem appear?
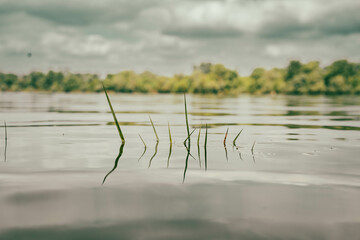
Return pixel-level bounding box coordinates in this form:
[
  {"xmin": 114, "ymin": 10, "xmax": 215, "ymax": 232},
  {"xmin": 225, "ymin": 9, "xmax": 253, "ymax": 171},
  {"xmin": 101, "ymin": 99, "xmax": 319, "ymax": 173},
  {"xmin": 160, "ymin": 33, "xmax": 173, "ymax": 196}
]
[
  {"xmin": 102, "ymin": 83, "xmax": 125, "ymax": 143},
  {"xmin": 232, "ymin": 128, "xmax": 244, "ymax": 146},
  {"xmin": 149, "ymin": 115, "xmax": 159, "ymax": 142}
]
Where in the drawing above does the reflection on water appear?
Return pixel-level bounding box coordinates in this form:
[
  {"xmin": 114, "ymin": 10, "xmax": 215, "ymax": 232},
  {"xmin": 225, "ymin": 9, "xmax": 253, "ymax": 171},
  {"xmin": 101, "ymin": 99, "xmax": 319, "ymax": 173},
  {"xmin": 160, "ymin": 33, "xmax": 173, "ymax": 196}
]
[
  {"xmin": 148, "ymin": 141, "xmax": 159, "ymax": 168},
  {"xmin": 4, "ymin": 121, "xmax": 7, "ymax": 162},
  {"xmin": 1, "ymin": 93, "xmax": 360, "ymax": 239},
  {"xmin": 183, "ymin": 141, "xmax": 191, "ymax": 183},
  {"xmin": 137, "ymin": 135, "xmax": 147, "ymax": 162},
  {"xmin": 102, "ymin": 143, "xmax": 125, "ymax": 184}
]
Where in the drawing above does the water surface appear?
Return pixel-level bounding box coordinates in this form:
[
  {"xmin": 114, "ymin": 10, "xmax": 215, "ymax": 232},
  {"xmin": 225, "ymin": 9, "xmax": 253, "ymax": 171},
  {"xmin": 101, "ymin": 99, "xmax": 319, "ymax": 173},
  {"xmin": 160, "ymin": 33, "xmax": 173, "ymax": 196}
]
[{"xmin": 1, "ymin": 93, "xmax": 360, "ymax": 239}]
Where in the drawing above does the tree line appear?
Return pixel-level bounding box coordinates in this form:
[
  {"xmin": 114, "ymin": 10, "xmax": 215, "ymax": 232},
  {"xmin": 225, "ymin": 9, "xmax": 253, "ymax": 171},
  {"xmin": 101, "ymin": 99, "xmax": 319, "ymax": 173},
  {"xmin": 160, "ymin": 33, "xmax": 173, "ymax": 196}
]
[{"xmin": 1, "ymin": 59, "xmax": 360, "ymax": 95}]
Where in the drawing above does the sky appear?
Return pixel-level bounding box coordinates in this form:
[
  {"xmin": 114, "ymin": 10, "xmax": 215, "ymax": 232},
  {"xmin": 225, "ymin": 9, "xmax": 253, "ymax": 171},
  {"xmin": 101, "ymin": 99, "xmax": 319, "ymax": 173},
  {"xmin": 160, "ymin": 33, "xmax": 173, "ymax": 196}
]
[{"xmin": 0, "ymin": 0, "xmax": 359, "ymax": 76}]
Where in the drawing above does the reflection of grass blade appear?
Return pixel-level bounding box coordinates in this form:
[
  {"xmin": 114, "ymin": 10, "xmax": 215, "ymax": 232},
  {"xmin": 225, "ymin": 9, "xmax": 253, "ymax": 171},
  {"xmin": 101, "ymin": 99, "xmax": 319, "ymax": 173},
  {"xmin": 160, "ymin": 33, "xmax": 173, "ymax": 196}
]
[
  {"xmin": 148, "ymin": 141, "xmax": 159, "ymax": 168},
  {"xmin": 183, "ymin": 128, "xmax": 196, "ymax": 146},
  {"xmin": 102, "ymin": 142, "xmax": 125, "ymax": 185},
  {"xmin": 137, "ymin": 134, "xmax": 147, "ymax": 162},
  {"xmin": 232, "ymin": 128, "xmax": 244, "ymax": 146},
  {"xmin": 251, "ymin": 141, "xmax": 256, "ymax": 154},
  {"xmin": 149, "ymin": 116, "xmax": 159, "ymax": 142},
  {"xmin": 4, "ymin": 121, "xmax": 7, "ymax": 162},
  {"xmin": 183, "ymin": 133, "xmax": 191, "ymax": 183},
  {"xmin": 204, "ymin": 123, "xmax": 208, "ymax": 171},
  {"xmin": 238, "ymin": 151, "xmax": 243, "ymax": 161},
  {"xmin": 167, "ymin": 122, "xmax": 172, "ymax": 168},
  {"xmin": 197, "ymin": 126, "xmax": 201, "ymax": 168},
  {"xmin": 183, "ymin": 148, "xmax": 190, "ymax": 183},
  {"xmin": 223, "ymin": 128, "xmax": 229, "ymax": 145},
  {"xmin": 138, "ymin": 147, "xmax": 147, "ymax": 162},
  {"xmin": 224, "ymin": 144, "xmax": 228, "ymax": 161},
  {"xmin": 168, "ymin": 121, "xmax": 172, "ymax": 144},
  {"xmin": 167, "ymin": 141, "xmax": 172, "ymax": 168},
  {"xmin": 223, "ymin": 127, "xmax": 229, "ymax": 162},
  {"xmin": 184, "ymin": 94, "xmax": 190, "ymax": 138},
  {"xmin": 197, "ymin": 124, "xmax": 201, "ymax": 146},
  {"xmin": 102, "ymin": 83, "xmax": 125, "ymax": 143}
]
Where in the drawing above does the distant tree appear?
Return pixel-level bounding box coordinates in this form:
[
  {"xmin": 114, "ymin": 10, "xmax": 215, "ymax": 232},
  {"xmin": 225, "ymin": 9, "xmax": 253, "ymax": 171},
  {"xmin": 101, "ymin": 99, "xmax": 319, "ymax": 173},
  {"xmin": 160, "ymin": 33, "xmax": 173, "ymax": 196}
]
[
  {"xmin": 194, "ymin": 63, "xmax": 212, "ymax": 74},
  {"xmin": 4, "ymin": 74, "xmax": 18, "ymax": 89},
  {"xmin": 285, "ymin": 60, "xmax": 302, "ymax": 81},
  {"xmin": 63, "ymin": 74, "xmax": 83, "ymax": 92},
  {"xmin": 326, "ymin": 75, "xmax": 350, "ymax": 94},
  {"xmin": 324, "ymin": 60, "xmax": 358, "ymax": 86}
]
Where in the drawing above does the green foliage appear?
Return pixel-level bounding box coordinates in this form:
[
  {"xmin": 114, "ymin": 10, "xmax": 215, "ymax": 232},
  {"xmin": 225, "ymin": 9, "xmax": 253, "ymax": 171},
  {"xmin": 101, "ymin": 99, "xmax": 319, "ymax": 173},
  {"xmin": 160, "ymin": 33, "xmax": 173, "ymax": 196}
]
[{"xmin": 1, "ymin": 60, "xmax": 360, "ymax": 95}]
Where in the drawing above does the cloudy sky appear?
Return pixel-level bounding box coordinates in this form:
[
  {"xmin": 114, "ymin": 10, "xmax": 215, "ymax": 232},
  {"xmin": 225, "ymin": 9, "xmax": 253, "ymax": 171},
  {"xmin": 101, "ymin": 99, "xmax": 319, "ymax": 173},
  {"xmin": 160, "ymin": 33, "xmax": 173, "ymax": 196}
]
[{"xmin": 0, "ymin": 0, "xmax": 359, "ymax": 76}]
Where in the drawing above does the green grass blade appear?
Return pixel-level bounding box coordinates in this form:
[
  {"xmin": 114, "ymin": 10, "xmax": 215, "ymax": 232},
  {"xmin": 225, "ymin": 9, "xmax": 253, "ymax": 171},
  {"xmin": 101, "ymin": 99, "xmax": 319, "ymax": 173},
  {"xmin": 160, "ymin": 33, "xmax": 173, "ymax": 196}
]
[
  {"xmin": 183, "ymin": 128, "xmax": 196, "ymax": 146},
  {"xmin": 223, "ymin": 128, "xmax": 229, "ymax": 146},
  {"xmin": 232, "ymin": 128, "xmax": 244, "ymax": 146},
  {"xmin": 102, "ymin": 82, "xmax": 125, "ymax": 143},
  {"xmin": 139, "ymin": 134, "xmax": 146, "ymax": 147},
  {"xmin": 168, "ymin": 121, "xmax": 172, "ymax": 144},
  {"xmin": 184, "ymin": 94, "xmax": 190, "ymax": 138},
  {"xmin": 149, "ymin": 116, "xmax": 159, "ymax": 142}
]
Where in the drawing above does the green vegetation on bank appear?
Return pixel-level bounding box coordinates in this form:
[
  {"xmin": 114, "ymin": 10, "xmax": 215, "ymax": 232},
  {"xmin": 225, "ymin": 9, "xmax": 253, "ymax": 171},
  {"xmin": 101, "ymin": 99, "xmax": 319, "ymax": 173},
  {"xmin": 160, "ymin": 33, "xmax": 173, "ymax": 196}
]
[{"xmin": 1, "ymin": 59, "xmax": 360, "ymax": 95}]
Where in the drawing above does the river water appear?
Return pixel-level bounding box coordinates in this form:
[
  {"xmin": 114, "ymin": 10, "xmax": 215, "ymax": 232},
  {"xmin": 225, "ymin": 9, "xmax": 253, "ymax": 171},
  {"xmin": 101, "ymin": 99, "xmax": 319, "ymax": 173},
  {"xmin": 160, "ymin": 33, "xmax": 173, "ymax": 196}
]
[{"xmin": 1, "ymin": 92, "xmax": 360, "ymax": 239}]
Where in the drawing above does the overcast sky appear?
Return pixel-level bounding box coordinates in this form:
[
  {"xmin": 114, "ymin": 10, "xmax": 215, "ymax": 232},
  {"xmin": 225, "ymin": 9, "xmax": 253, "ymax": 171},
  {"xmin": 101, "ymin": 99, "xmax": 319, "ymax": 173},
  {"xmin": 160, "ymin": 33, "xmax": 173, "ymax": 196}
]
[{"xmin": 0, "ymin": 0, "xmax": 359, "ymax": 76}]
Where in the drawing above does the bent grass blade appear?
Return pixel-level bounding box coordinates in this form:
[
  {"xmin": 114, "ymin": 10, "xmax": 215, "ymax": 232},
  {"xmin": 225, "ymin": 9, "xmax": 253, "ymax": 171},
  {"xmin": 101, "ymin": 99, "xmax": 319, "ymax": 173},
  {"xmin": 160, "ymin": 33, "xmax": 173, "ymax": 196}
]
[
  {"xmin": 232, "ymin": 128, "xmax": 244, "ymax": 146},
  {"xmin": 183, "ymin": 128, "xmax": 196, "ymax": 146}
]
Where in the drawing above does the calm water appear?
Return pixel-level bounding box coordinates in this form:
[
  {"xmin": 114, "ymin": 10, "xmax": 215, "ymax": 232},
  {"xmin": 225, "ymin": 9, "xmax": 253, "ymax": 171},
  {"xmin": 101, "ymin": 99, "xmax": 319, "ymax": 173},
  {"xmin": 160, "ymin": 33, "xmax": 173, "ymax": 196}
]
[{"xmin": 1, "ymin": 92, "xmax": 360, "ymax": 240}]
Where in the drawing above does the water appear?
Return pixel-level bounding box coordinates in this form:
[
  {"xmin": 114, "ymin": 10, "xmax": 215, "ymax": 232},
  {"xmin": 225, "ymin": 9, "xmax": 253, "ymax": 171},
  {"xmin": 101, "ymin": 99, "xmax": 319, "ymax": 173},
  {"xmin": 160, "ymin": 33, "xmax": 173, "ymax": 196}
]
[{"xmin": 1, "ymin": 92, "xmax": 360, "ymax": 240}]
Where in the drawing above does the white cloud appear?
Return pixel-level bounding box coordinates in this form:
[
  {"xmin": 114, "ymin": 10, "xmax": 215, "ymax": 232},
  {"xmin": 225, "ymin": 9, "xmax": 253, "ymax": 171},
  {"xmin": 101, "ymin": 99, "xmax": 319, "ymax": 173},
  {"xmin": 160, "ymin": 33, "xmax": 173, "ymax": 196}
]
[
  {"xmin": 0, "ymin": 0, "xmax": 359, "ymax": 75},
  {"xmin": 42, "ymin": 32, "xmax": 111, "ymax": 56},
  {"xmin": 265, "ymin": 44, "xmax": 297, "ymax": 57}
]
